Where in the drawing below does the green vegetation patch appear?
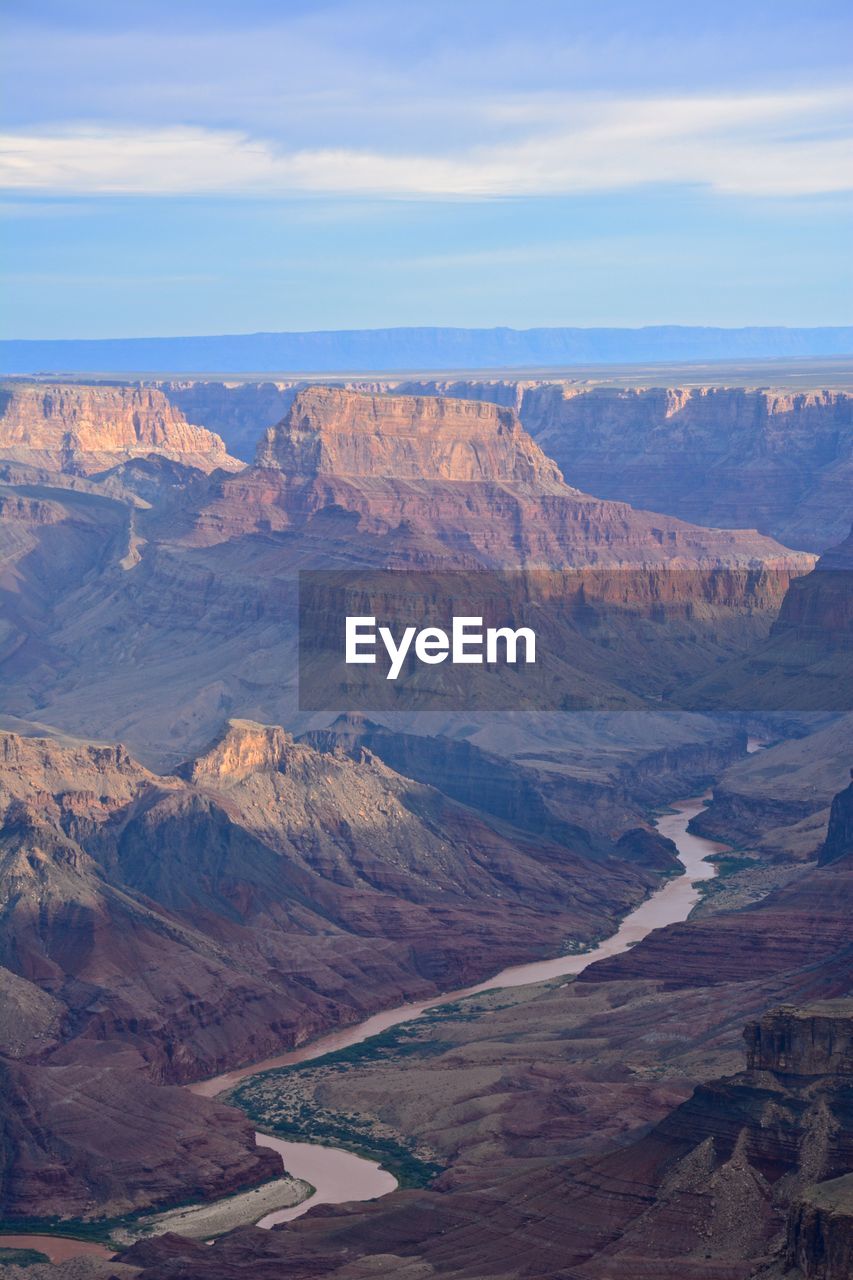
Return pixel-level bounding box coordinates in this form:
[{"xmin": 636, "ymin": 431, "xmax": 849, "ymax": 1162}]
[
  {"xmin": 696, "ymin": 853, "xmax": 759, "ymax": 899},
  {"xmin": 0, "ymin": 1218, "xmax": 116, "ymax": 1244},
  {"xmin": 0, "ymin": 1247, "xmax": 51, "ymax": 1266},
  {"xmin": 229, "ymin": 1012, "xmax": 474, "ymax": 1189}
]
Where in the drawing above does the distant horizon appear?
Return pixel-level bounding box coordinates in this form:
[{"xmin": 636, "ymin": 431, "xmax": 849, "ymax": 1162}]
[
  {"xmin": 2, "ymin": 323, "xmax": 851, "ymax": 378},
  {"xmin": 4, "ymin": 321, "xmax": 853, "ymax": 343}
]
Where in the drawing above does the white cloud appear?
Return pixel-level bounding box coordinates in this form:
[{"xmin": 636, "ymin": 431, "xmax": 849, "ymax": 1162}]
[{"xmin": 2, "ymin": 89, "xmax": 852, "ymax": 199}]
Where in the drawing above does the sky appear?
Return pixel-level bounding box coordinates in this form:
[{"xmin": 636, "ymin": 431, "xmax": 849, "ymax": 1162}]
[{"xmin": 2, "ymin": 0, "xmax": 852, "ymax": 339}]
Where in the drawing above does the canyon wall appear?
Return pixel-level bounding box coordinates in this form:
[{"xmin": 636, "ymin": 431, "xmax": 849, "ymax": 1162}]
[
  {"xmin": 155, "ymin": 378, "xmax": 853, "ymax": 550},
  {"xmin": 0, "ymin": 383, "xmax": 241, "ymax": 474},
  {"xmin": 255, "ymin": 386, "xmax": 566, "ymax": 485},
  {"xmin": 403, "ymin": 382, "xmax": 853, "ymax": 552}
]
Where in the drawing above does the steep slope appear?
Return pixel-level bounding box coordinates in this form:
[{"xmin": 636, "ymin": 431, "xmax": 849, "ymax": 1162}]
[
  {"xmin": 820, "ymin": 773, "xmax": 853, "ymax": 865},
  {"xmin": 0, "ymin": 715, "xmax": 705, "ymax": 1224},
  {"xmin": 519, "ymin": 385, "xmax": 853, "ymax": 553},
  {"xmin": 679, "ymin": 526, "xmax": 852, "ymax": 716},
  {"xmin": 239, "ymin": 386, "xmax": 807, "ymax": 569},
  {"xmin": 255, "ymin": 386, "xmax": 566, "ymax": 486},
  {"xmin": 116, "ymin": 1000, "xmax": 853, "ymax": 1279},
  {"xmin": 0, "ymin": 720, "xmax": 668, "ymax": 1081},
  {"xmin": 11, "ymin": 377, "xmax": 849, "ymax": 553},
  {"xmin": 396, "ymin": 381, "xmax": 853, "ymax": 553},
  {"xmin": 0, "ymin": 388, "xmax": 813, "ymax": 763},
  {"xmin": 0, "ymin": 384, "xmax": 242, "ymax": 475},
  {"xmin": 0, "ymin": 1046, "xmax": 279, "ymax": 1222}
]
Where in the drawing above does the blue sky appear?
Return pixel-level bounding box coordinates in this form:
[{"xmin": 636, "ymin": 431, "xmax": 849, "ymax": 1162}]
[{"xmin": 2, "ymin": 0, "xmax": 851, "ymax": 338}]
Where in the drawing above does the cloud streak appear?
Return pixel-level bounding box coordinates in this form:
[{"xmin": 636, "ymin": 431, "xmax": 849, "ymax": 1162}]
[{"xmin": 2, "ymin": 89, "xmax": 852, "ymax": 199}]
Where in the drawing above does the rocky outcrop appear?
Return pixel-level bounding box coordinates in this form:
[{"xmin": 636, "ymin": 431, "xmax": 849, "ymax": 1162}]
[
  {"xmin": 0, "ymin": 720, "xmax": 669, "ymax": 1080},
  {"xmin": 255, "ymin": 386, "xmax": 566, "ymax": 487},
  {"xmin": 744, "ymin": 1001, "xmax": 853, "ymax": 1075},
  {"xmin": 0, "ymin": 384, "xmax": 817, "ymax": 761},
  {"xmin": 503, "ymin": 383, "xmax": 853, "ymax": 553},
  {"xmin": 182, "ymin": 718, "xmax": 294, "ymax": 785},
  {"xmin": 220, "ymin": 387, "xmax": 813, "ymax": 575},
  {"xmin": 0, "ymin": 384, "xmax": 242, "ymax": 475},
  {"xmin": 350, "ymin": 380, "xmax": 853, "ymax": 552},
  {"xmin": 820, "ymin": 775, "xmax": 853, "ymax": 866},
  {"xmin": 786, "ymin": 1174, "xmax": 853, "ymax": 1280},
  {"xmin": 40, "ymin": 378, "xmax": 853, "ymax": 551}
]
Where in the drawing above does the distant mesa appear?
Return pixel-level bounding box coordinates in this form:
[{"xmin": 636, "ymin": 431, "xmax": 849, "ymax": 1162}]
[
  {"xmin": 255, "ymin": 385, "xmax": 566, "ymax": 487},
  {"xmin": 1, "ymin": 323, "xmax": 852, "ymax": 375},
  {"xmin": 0, "ymin": 383, "xmax": 242, "ymax": 475},
  {"xmin": 154, "ymin": 377, "xmax": 853, "ymax": 552}
]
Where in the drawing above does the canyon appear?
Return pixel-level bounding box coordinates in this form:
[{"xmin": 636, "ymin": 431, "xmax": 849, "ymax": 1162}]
[
  {"xmin": 0, "ymin": 716, "xmax": 690, "ymax": 1221},
  {"xmin": 154, "ymin": 377, "xmax": 853, "ymax": 551},
  {"xmin": 0, "ymin": 377, "xmax": 849, "ymax": 1280},
  {"xmin": 0, "ymin": 385, "xmax": 813, "ymax": 765},
  {"xmin": 109, "ymin": 799, "xmax": 853, "ymax": 1278}
]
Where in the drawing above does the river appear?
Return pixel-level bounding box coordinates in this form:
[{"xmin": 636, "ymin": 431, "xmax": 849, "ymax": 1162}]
[
  {"xmin": 0, "ymin": 791, "xmax": 728, "ymax": 1257},
  {"xmin": 192, "ymin": 792, "xmax": 727, "ymax": 1228}
]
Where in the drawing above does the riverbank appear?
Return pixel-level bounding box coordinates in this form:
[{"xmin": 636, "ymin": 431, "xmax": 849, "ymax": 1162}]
[
  {"xmin": 2, "ymin": 792, "xmax": 725, "ymax": 1261},
  {"xmin": 110, "ymin": 1168, "xmax": 313, "ymax": 1246},
  {"xmin": 213, "ymin": 793, "xmax": 725, "ymax": 1227}
]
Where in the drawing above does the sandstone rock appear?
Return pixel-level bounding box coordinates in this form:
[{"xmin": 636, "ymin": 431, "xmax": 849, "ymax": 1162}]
[
  {"xmin": 156, "ymin": 379, "xmax": 853, "ymax": 555},
  {"xmin": 453, "ymin": 381, "xmax": 853, "ymax": 553},
  {"xmin": 0, "ymin": 384, "xmax": 242, "ymax": 475},
  {"xmin": 786, "ymin": 1174, "xmax": 853, "ymax": 1280},
  {"xmin": 255, "ymin": 386, "xmax": 566, "ymax": 487},
  {"xmin": 744, "ymin": 1000, "xmax": 853, "ymax": 1075}
]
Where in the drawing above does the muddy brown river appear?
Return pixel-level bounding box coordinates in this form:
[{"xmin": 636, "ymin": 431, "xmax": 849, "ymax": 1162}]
[
  {"xmin": 191, "ymin": 793, "xmax": 726, "ymax": 1228},
  {"xmin": 1, "ymin": 791, "xmax": 728, "ymax": 1257}
]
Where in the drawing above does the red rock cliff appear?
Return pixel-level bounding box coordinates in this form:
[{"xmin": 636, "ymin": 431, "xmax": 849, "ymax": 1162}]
[
  {"xmin": 255, "ymin": 386, "xmax": 566, "ymax": 487},
  {"xmin": 0, "ymin": 383, "xmax": 242, "ymax": 474}
]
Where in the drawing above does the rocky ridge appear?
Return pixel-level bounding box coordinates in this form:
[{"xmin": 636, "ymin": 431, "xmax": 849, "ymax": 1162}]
[{"xmin": 0, "ymin": 716, "xmax": 674, "ymax": 1220}]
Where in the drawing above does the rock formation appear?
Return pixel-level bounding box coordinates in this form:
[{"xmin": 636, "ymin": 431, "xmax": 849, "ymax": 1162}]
[
  {"xmin": 155, "ymin": 378, "xmax": 853, "ymax": 551},
  {"xmin": 820, "ymin": 773, "xmax": 853, "ymax": 865},
  {"xmin": 0, "ymin": 386, "xmax": 815, "ymax": 764},
  {"xmin": 0, "ymin": 716, "xmax": 686, "ymax": 1221},
  {"xmin": 237, "ymin": 386, "xmax": 811, "ymax": 570},
  {"xmin": 113, "ymin": 1001, "xmax": 853, "ymax": 1279},
  {"xmin": 744, "ymin": 1000, "xmax": 853, "ymax": 1075},
  {"xmin": 786, "ymin": 1174, "xmax": 853, "ymax": 1280},
  {"xmin": 255, "ymin": 386, "xmax": 566, "ymax": 487},
  {"xmin": 398, "ymin": 381, "xmax": 853, "ymax": 553},
  {"xmin": 0, "ymin": 383, "xmax": 242, "ymax": 475}
]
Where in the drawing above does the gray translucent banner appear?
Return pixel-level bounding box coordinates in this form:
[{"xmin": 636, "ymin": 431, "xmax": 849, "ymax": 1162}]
[{"xmin": 298, "ymin": 568, "xmax": 851, "ymax": 713}]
